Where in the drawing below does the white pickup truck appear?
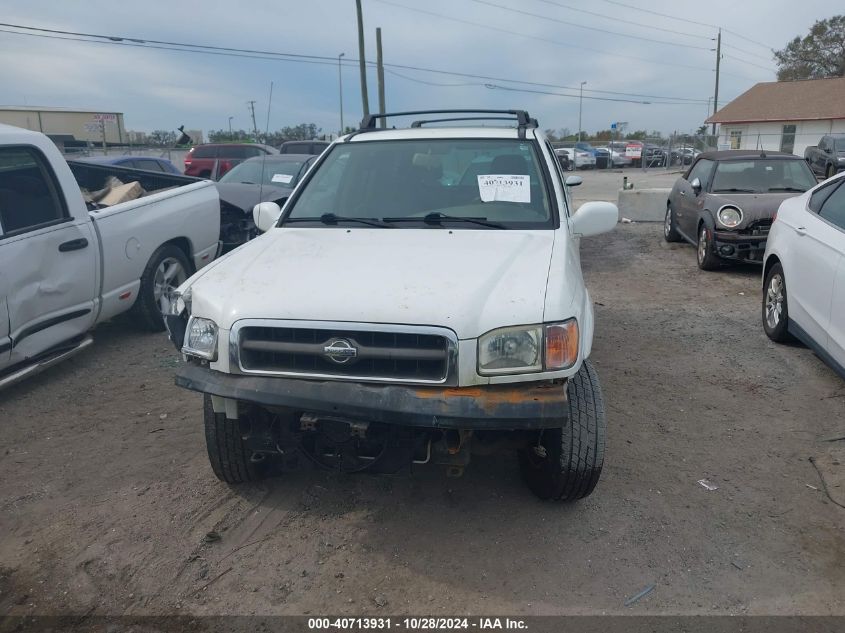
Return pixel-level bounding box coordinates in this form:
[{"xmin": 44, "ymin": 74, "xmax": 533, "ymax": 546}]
[
  {"xmin": 0, "ymin": 124, "xmax": 220, "ymax": 390},
  {"xmin": 169, "ymin": 109, "xmax": 618, "ymax": 501}
]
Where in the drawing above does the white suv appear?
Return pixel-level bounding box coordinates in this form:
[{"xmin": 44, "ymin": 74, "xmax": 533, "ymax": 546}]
[
  {"xmin": 167, "ymin": 109, "xmax": 618, "ymax": 501},
  {"xmin": 762, "ymin": 171, "xmax": 845, "ymax": 378}
]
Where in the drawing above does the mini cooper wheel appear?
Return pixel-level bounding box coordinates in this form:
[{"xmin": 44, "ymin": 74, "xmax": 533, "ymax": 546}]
[
  {"xmin": 664, "ymin": 205, "xmax": 682, "ymax": 242},
  {"xmin": 762, "ymin": 262, "xmax": 794, "ymax": 343},
  {"xmin": 696, "ymin": 225, "xmax": 722, "ymax": 271}
]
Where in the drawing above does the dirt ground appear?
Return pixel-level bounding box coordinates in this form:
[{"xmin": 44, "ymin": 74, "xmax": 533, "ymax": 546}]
[{"xmin": 1, "ymin": 209, "xmax": 844, "ymax": 617}]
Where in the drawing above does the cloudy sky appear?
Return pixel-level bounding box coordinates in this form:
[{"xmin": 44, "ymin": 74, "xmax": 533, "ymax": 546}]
[{"xmin": 0, "ymin": 0, "xmax": 838, "ymax": 137}]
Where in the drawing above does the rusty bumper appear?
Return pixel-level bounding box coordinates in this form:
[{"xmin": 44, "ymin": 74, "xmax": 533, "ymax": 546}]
[{"xmin": 175, "ymin": 364, "xmax": 568, "ymax": 430}]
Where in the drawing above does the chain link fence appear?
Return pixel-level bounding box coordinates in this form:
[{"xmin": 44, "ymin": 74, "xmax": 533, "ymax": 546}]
[{"xmin": 61, "ymin": 144, "xmax": 190, "ymax": 171}]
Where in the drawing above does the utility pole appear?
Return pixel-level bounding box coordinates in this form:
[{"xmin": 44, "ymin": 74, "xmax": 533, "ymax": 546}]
[
  {"xmin": 578, "ymin": 81, "xmax": 586, "ymax": 142},
  {"xmin": 228, "ymin": 116, "xmax": 233, "ymax": 137},
  {"xmin": 712, "ymin": 28, "xmax": 721, "ymax": 136},
  {"xmin": 247, "ymin": 100, "xmax": 258, "ymax": 139},
  {"xmin": 338, "ymin": 52, "xmax": 345, "ymax": 136},
  {"xmin": 356, "ymin": 0, "xmax": 370, "ymax": 119},
  {"xmin": 376, "ymin": 27, "xmax": 386, "ymax": 128}
]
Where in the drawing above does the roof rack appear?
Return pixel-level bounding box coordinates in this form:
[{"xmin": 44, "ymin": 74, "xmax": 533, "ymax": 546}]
[{"xmin": 358, "ymin": 109, "xmax": 538, "ymax": 139}]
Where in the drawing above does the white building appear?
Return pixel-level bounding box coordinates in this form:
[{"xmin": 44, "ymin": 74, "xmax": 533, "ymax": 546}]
[
  {"xmin": 706, "ymin": 77, "xmax": 845, "ymax": 156},
  {"xmin": 0, "ymin": 106, "xmax": 126, "ymax": 144}
]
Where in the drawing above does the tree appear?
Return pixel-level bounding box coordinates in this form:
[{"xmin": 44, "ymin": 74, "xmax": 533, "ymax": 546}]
[
  {"xmin": 695, "ymin": 124, "xmax": 708, "ymax": 136},
  {"xmin": 774, "ymin": 15, "xmax": 845, "ymax": 80},
  {"xmin": 208, "ymin": 129, "xmax": 254, "ymax": 143},
  {"xmin": 278, "ymin": 123, "xmax": 321, "ymax": 141},
  {"xmin": 544, "ymin": 128, "xmax": 560, "ymax": 141},
  {"xmin": 148, "ymin": 130, "xmax": 177, "ymax": 147}
]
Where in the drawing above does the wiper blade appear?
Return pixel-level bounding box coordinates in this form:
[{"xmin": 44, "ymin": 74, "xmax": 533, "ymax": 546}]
[
  {"xmin": 383, "ymin": 212, "xmax": 506, "ymax": 229},
  {"xmin": 712, "ymin": 187, "xmax": 756, "ymax": 193},
  {"xmin": 284, "ymin": 213, "xmax": 393, "ymax": 228},
  {"xmin": 767, "ymin": 187, "xmax": 806, "ymax": 192}
]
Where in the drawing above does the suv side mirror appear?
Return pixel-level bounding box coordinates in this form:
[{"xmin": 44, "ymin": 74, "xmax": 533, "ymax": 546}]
[
  {"xmin": 690, "ymin": 177, "xmax": 702, "ymax": 195},
  {"xmin": 253, "ymin": 201, "xmax": 282, "ymax": 232},
  {"xmin": 565, "ymin": 175, "xmax": 582, "ymax": 187},
  {"xmin": 570, "ymin": 201, "xmax": 618, "ymax": 237}
]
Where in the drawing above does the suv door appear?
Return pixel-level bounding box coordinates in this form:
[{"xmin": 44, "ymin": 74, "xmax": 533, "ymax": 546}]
[
  {"xmin": 0, "ymin": 146, "xmax": 97, "ymax": 372},
  {"xmin": 786, "ymin": 179, "xmax": 843, "ymax": 350},
  {"xmin": 814, "ymin": 137, "xmax": 829, "ymax": 177}
]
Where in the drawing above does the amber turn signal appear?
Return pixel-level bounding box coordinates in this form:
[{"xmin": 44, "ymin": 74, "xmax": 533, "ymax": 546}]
[{"xmin": 545, "ymin": 320, "xmax": 579, "ymax": 370}]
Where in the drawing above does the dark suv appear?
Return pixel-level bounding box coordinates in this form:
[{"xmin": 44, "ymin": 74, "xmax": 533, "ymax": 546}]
[{"xmin": 184, "ymin": 143, "xmax": 277, "ymax": 179}]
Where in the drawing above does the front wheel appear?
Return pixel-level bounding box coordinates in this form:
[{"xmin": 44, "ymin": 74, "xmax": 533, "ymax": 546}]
[
  {"xmin": 519, "ymin": 360, "xmax": 606, "ymax": 502},
  {"xmin": 204, "ymin": 395, "xmax": 267, "ymax": 484},
  {"xmin": 762, "ymin": 263, "xmax": 794, "ymax": 343},
  {"xmin": 130, "ymin": 244, "xmax": 191, "ymax": 332},
  {"xmin": 696, "ymin": 225, "xmax": 722, "ymax": 271},
  {"xmin": 664, "ymin": 205, "xmax": 682, "ymax": 242}
]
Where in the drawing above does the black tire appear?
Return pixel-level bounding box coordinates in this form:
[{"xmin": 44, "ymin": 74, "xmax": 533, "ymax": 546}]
[
  {"xmin": 762, "ymin": 262, "xmax": 795, "ymax": 343},
  {"xmin": 203, "ymin": 395, "xmax": 266, "ymax": 484},
  {"xmin": 663, "ymin": 204, "xmax": 682, "ymax": 242},
  {"xmin": 519, "ymin": 360, "xmax": 606, "ymax": 502},
  {"xmin": 130, "ymin": 244, "xmax": 191, "ymax": 332},
  {"xmin": 696, "ymin": 223, "xmax": 722, "ymax": 271}
]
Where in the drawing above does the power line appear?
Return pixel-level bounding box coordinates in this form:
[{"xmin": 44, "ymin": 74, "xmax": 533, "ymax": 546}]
[
  {"xmin": 0, "ymin": 22, "xmax": 715, "ymax": 104},
  {"xmin": 531, "ymin": 0, "xmax": 712, "ymax": 40},
  {"xmin": 722, "ymin": 53, "xmax": 775, "ymax": 72},
  {"xmin": 484, "ymin": 83, "xmax": 710, "ymax": 105},
  {"xmin": 597, "ymin": 0, "xmax": 775, "ymax": 51},
  {"xmin": 372, "ymin": 0, "xmax": 716, "ymax": 72},
  {"xmin": 467, "ymin": 0, "xmax": 713, "ymax": 50}
]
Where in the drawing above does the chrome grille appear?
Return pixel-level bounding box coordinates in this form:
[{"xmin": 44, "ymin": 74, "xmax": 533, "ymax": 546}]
[{"xmin": 232, "ymin": 320, "xmax": 456, "ymax": 384}]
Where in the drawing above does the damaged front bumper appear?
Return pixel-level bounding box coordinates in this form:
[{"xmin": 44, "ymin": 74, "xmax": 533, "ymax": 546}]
[
  {"xmin": 175, "ymin": 364, "xmax": 568, "ymax": 430},
  {"xmin": 713, "ymin": 231, "xmax": 767, "ymax": 263}
]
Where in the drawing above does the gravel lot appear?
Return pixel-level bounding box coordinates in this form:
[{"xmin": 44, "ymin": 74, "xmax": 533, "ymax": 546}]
[{"xmin": 1, "ymin": 171, "xmax": 843, "ymax": 617}]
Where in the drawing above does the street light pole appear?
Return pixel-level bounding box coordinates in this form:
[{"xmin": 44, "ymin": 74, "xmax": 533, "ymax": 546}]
[
  {"xmin": 228, "ymin": 116, "xmax": 233, "ymax": 137},
  {"xmin": 338, "ymin": 52, "xmax": 345, "ymax": 136},
  {"xmin": 578, "ymin": 81, "xmax": 586, "ymax": 142}
]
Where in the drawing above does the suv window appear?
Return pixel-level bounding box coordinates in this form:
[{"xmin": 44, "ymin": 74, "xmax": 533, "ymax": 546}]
[
  {"xmin": 0, "ymin": 146, "xmax": 67, "ymax": 236},
  {"xmin": 285, "ymin": 139, "xmax": 554, "ymax": 229},
  {"xmin": 281, "ymin": 142, "xmax": 310, "ymax": 154},
  {"xmin": 818, "ymin": 181, "xmax": 845, "ymax": 231},
  {"xmin": 686, "ymin": 158, "xmax": 713, "ymax": 189},
  {"xmin": 191, "ymin": 146, "xmax": 218, "ymax": 159}
]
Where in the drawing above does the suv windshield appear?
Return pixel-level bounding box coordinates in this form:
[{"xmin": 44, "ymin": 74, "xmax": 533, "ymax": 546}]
[
  {"xmin": 283, "ymin": 139, "xmax": 554, "ymax": 228},
  {"xmin": 711, "ymin": 159, "xmax": 817, "ymax": 193}
]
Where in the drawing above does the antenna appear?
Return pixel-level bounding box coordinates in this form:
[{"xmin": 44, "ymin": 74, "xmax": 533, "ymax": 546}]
[{"xmin": 257, "ymin": 81, "xmax": 274, "ymax": 229}]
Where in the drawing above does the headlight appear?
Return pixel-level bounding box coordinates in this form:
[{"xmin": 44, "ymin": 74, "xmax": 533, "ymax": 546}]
[
  {"xmin": 478, "ymin": 325, "xmax": 542, "ymax": 375},
  {"xmin": 717, "ymin": 205, "xmax": 743, "ymax": 228},
  {"xmin": 183, "ymin": 316, "xmax": 218, "ymax": 360},
  {"xmin": 477, "ymin": 319, "xmax": 579, "ymax": 375}
]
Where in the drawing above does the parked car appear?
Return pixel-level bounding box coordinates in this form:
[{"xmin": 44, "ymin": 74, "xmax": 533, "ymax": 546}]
[
  {"xmin": 610, "ymin": 140, "xmax": 643, "ymax": 166},
  {"xmin": 804, "ymin": 134, "xmax": 845, "ymax": 180},
  {"xmin": 278, "ymin": 140, "xmax": 330, "ymax": 155},
  {"xmin": 664, "ymin": 150, "xmax": 817, "ymax": 270},
  {"xmin": 166, "ymin": 108, "xmax": 619, "ymax": 501},
  {"xmin": 0, "ymin": 124, "xmax": 220, "ymax": 390},
  {"xmin": 554, "ymin": 148, "xmax": 573, "ymax": 171},
  {"xmin": 642, "ymin": 144, "xmax": 666, "ymax": 168},
  {"xmin": 762, "ymin": 171, "xmax": 845, "ymax": 378},
  {"xmin": 670, "ymin": 147, "xmax": 700, "ymax": 166},
  {"xmin": 595, "ymin": 146, "xmax": 632, "ymax": 168},
  {"xmin": 215, "ymin": 154, "xmax": 317, "ymax": 249},
  {"xmin": 556, "ymin": 142, "xmax": 596, "ymax": 169},
  {"xmin": 74, "ymin": 155, "xmax": 182, "ymax": 174},
  {"xmin": 184, "ymin": 143, "xmax": 278, "ymax": 180}
]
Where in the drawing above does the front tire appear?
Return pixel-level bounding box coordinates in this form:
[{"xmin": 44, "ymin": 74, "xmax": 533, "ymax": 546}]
[
  {"xmin": 696, "ymin": 224, "xmax": 722, "ymax": 271},
  {"xmin": 762, "ymin": 263, "xmax": 794, "ymax": 343},
  {"xmin": 130, "ymin": 244, "xmax": 191, "ymax": 332},
  {"xmin": 519, "ymin": 360, "xmax": 606, "ymax": 502},
  {"xmin": 204, "ymin": 395, "xmax": 266, "ymax": 484},
  {"xmin": 664, "ymin": 205, "xmax": 682, "ymax": 242}
]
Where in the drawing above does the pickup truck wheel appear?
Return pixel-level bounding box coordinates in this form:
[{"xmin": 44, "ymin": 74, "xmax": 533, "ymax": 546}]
[
  {"xmin": 203, "ymin": 395, "xmax": 265, "ymax": 483},
  {"xmin": 663, "ymin": 205, "xmax": 682, "ymax": 242},
  {"xmin": 696, "ymin": 225, "xmax": 722, "ymax": 271},
  {"xmin": 518, "ymin": 360, "xmax": 606, "ymax": 502},
  {"xmin": 762, "ymin": 263, "xmax": 795, "ymax": 343},
  {"xmin": 131, "ymin": 244, "xmax": 190, "ymax": 332}
]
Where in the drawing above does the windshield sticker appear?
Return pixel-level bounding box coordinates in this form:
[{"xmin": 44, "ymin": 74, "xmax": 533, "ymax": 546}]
[
  {"xmin": 477, "ymin": 174, "xmax": 530, "ymax": 203},
  {"xmin": 271, "ymin": 173, "xmax": 293, "ymax": 184}
]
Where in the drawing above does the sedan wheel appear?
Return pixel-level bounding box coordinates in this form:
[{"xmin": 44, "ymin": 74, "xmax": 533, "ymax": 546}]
[
  {"xmin": 765, "ymin": 274, "xmax": 784, "ymax": 330},
  {"xmin": 762, "ymin": 262, "xmax": 794, "ymax": 343}
]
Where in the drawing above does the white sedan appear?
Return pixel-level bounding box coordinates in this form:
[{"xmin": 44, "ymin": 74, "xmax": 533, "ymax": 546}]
[{"xmin": 762, "ymin": 172, "xmax": 845, "ymax": 378}]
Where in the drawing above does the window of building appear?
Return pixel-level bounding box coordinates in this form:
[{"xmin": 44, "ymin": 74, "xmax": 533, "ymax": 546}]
[{"xmin": 729, "ymin": 130, "xmax": 742, "ymax": 150}]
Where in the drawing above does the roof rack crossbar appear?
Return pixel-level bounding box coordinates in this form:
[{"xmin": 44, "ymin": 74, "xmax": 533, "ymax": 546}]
[
  {"xmin": 410, "ymin": 116, "xmax": 517, "ymax": 128},
  {"xmin": 360, "ymin": 109, "xmax": 534, "ymax": 133}
]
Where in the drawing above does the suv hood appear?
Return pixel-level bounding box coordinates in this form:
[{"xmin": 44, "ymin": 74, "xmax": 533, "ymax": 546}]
[{"xmin": 188, "ymin": 227, "xmax": 556, "ymax": 338}]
